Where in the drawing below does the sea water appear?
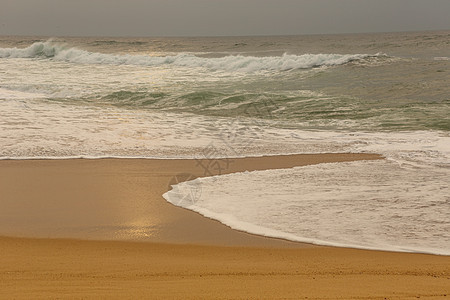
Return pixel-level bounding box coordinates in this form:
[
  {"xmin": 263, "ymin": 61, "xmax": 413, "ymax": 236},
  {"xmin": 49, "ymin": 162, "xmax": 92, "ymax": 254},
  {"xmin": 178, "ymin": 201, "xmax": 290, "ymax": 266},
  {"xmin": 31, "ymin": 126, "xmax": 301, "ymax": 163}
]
[{"xmin": 1, "ymin": 32, "xmax": 449, "ymax": 254}]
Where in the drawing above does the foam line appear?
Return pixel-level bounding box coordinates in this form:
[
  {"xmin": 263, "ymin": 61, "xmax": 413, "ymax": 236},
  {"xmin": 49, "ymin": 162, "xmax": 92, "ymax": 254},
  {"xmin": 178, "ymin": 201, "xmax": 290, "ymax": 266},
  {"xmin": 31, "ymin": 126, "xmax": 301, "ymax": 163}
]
[{"xmin": 0, "ymin": 41, "xmax": 387, "ymax": 72}]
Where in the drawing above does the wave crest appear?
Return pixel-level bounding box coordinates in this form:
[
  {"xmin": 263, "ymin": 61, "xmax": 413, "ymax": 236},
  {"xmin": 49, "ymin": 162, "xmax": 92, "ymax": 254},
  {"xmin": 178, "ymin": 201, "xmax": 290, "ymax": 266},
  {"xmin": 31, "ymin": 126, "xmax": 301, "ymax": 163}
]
[{"xmin": 0, "ymin": 41, "xmax": 387, "ymax": 72}]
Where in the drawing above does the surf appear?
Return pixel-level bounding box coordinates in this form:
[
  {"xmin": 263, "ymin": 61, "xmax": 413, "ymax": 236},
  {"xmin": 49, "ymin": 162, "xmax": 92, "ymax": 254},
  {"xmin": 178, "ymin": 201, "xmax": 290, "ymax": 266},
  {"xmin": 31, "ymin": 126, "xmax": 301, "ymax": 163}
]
[{"xmin": 0, "ymin": 41, "xmax": 387, "ymax": 72}]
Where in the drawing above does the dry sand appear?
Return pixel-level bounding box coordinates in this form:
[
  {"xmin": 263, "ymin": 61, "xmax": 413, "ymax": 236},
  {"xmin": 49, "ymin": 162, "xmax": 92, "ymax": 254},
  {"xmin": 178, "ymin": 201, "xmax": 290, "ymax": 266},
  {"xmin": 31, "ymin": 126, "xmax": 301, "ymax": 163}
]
[{"xmin": 1, "ymin": 154, "xmax": 449, "ymax": 299}]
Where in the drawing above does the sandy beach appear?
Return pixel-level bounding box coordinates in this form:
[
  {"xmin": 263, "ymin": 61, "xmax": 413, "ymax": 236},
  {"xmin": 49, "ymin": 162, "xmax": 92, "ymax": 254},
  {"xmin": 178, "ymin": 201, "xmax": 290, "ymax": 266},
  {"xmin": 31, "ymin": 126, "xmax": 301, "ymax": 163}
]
[{"xmin": 1, "ymin": 154, "xmax": 449, "ymax": 299}]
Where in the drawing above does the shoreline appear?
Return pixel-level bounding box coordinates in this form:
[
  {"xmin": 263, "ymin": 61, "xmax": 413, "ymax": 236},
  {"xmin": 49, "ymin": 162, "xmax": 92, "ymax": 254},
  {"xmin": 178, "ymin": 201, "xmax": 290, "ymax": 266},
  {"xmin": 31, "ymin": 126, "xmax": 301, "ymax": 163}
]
[
  {"xmin": 0, "ymin": 153, "xmax": 383, "ymax": 247},
  {"xmin": 1, "ymin": 153, "xmax": 450, "ymax": 298}
]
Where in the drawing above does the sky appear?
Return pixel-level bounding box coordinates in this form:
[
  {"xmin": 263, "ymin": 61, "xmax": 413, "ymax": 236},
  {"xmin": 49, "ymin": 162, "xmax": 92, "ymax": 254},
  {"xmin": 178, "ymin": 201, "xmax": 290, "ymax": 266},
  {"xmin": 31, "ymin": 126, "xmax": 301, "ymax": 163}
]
[{"xmin": 1, "ymin": 0, "xmax": 449, "ymax": 37}]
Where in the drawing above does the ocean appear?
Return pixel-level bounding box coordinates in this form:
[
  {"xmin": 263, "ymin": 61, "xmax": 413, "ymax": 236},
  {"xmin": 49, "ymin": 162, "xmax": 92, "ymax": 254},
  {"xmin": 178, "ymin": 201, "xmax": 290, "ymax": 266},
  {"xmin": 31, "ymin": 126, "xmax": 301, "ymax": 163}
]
[{"xmin": 0, "ymin": 31, "xmax": 449, "ymax": 255}]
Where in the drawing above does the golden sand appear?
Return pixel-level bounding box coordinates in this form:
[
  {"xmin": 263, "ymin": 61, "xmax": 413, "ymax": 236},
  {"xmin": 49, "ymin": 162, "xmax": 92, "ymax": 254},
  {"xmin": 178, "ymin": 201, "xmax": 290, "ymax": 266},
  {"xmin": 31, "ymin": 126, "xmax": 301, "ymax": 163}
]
[{"xmin": 1, "ymin": 154, "xmax": 449, "ymax": 299}]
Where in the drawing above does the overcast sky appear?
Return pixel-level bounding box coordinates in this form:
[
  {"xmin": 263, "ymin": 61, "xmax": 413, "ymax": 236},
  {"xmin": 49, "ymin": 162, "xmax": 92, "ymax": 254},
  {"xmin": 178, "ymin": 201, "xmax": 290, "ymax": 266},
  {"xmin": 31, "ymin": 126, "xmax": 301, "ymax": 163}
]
[{"xmin": 1, "ymin": 0, "xmax": 449, "ymax": 37}]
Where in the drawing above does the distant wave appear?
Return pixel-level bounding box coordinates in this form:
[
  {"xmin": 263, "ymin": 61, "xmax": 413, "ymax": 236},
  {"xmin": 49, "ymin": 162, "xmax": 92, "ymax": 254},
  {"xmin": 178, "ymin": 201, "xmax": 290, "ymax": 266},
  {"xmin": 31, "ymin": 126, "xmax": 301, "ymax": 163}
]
[{"xmin": 0, "ymin": 41, "xmax": 387, "ymax": 72}]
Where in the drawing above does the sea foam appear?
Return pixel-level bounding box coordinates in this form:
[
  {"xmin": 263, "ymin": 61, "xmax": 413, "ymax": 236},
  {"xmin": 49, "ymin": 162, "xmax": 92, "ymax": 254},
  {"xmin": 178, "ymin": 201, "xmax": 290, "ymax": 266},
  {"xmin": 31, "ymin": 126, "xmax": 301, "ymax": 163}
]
[
  {"xmin": 164, "ymin": 159, "xmax": 450, "ymax": 255},
  {"xmin": 0, "ymin": 41, "xmax": 386, "ymax": 72}
]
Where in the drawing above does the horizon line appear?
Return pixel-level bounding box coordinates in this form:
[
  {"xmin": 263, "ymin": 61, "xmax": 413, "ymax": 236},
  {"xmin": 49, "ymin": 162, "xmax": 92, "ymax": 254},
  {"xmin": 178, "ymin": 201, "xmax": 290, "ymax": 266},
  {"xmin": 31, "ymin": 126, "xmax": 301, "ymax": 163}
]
[{"xmin": 1, "ymin": 28, "xmax": 449, "ymax": 39}]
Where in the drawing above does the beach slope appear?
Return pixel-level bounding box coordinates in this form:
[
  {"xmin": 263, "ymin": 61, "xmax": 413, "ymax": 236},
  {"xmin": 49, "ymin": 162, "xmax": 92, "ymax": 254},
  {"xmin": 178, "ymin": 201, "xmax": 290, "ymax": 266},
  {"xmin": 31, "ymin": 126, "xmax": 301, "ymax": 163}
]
[{"xmin": 1, "ymin": 154, "xmax": 449, "ymax": 298}]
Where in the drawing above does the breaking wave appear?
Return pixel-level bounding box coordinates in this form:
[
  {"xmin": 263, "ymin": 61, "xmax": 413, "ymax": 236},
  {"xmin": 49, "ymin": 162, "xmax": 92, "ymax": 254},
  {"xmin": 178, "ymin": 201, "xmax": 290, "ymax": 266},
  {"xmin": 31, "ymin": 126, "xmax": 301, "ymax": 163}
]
[{"xmin": 0, "ymin": 41, "xmax": 387, "ymax": 72}]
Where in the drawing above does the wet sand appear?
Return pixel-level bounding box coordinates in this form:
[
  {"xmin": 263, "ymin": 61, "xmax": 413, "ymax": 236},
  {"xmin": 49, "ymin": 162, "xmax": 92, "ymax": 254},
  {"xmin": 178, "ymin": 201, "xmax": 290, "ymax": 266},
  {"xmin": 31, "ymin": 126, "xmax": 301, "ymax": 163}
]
[
  {"xmin": 1, "ymin": 154, "xmax": 449, "ymax": 298},
  {"xmin": 0, "ymin": 153, "xmax": 381, "ymax": 245}
]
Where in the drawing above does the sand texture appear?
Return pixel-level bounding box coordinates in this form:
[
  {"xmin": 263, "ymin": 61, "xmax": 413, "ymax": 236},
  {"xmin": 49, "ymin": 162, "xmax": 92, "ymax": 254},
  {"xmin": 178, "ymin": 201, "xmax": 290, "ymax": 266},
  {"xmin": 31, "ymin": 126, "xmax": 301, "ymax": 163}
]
[{"xmin": 1, "ymin": 154, "xmax": 449, "ymax": 299}]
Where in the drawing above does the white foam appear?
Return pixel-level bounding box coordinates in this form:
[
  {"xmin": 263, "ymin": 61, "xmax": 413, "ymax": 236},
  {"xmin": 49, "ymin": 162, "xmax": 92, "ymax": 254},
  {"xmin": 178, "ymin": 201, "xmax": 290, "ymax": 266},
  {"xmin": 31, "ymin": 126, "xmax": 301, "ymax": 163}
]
[
  {"xmin": 160, "ymin": 126, "xmax": 450, "ymax": 256},
  {"xmin": 0, "ymin": 98, "xmax": 340, "ymax": 159},
  {"xmin": 164, "ymin": 160, "xmax": 450, "ymax": 255},
  {"xmin": 2, "ymin": 96, "xmax": 449, "ymax": 165},
  {"xmin": 0, "ymin": 41, "xmax": 386, "ymax": 72},
  {"xmin": 434, "ymin": 57, "xmax": 450, "ymax": 61}
]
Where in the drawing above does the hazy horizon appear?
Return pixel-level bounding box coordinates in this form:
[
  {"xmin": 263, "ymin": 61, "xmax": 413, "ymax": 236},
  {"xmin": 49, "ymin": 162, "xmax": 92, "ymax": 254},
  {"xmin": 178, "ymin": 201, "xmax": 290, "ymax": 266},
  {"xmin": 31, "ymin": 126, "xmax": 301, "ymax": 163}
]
[
  {"xmin": 1, "ymin": 0, "xmax": 449, "ymax": 37},
  {"xmin": 1, "ymin": 28, "xmax": 450, "ymax": 39}
]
